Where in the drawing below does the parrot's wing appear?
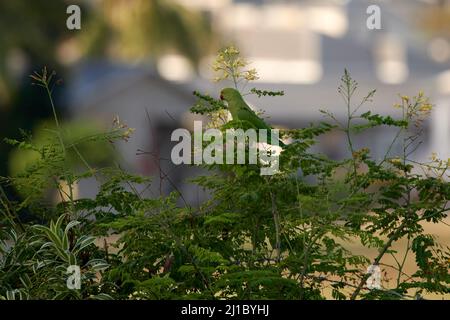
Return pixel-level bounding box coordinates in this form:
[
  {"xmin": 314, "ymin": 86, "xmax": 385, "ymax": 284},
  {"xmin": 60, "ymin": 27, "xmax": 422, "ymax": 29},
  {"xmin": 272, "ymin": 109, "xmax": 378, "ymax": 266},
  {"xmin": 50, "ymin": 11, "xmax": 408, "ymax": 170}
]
[
  {"xmin": 227, "ymin": 96, "xmax": 285, "ymax": 146},
  {"xmin": 237, "ymin": 106, "xmax": 272, "ymax": 130}
]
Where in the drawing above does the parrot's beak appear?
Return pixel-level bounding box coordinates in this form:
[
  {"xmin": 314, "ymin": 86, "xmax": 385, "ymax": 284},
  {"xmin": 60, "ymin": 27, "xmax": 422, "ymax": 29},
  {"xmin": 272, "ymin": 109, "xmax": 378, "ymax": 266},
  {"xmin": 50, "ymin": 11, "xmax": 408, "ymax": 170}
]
[{"xmin": 220, "ymin": 94, "xmax": 224, "ymax": 100}]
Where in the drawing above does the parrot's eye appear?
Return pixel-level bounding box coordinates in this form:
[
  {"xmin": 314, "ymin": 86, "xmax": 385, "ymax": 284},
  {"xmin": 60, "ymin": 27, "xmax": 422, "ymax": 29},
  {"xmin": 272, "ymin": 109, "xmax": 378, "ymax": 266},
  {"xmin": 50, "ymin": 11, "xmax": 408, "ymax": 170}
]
[{"xmin": 220, "ymin": 94, "xmax": 224, "ymax": 100}]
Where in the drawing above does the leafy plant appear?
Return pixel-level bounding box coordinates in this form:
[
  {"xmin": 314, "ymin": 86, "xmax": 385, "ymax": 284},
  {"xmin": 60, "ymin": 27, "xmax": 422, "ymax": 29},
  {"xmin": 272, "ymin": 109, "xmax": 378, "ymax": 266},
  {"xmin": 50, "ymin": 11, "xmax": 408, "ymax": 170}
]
[{"xmin": 0, "ymin": 48, "xmax": 448, "ymax": 300}]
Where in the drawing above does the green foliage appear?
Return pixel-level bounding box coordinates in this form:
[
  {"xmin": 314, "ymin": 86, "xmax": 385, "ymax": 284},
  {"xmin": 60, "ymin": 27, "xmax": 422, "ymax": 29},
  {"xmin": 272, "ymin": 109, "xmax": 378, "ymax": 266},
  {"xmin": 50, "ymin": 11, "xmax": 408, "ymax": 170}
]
[
  {"xmin": 0, "ymin": 51, "xmax": 449, "ymax": 300},
  {"xmin": 250, "ymin": 88, "xmax": 285, "ymax": 98},
  {"xmin": 190, "ymin": 91, "xmax": 226, "ymax": 115}
]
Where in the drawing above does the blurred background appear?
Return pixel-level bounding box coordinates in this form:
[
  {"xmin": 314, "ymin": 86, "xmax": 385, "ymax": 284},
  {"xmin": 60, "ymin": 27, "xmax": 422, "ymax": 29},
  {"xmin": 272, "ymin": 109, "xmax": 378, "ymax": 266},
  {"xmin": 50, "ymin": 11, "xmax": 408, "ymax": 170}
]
[
  {"xmin": 1, "ymin": 0, "xmax": 450, "ymax": 203},
  {"xmin": 1, "ymin": 0, "xmax": 448, "ymax": 298}
]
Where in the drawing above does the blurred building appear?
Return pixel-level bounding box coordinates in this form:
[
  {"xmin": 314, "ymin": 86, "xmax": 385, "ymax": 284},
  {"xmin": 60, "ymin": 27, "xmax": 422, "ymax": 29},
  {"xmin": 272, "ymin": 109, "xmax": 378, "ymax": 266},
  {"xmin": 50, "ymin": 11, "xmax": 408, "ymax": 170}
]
[
  {"xmin": 68, "ymin": 61, "xmax": 208, "ymax": 202},
  {"xmin": 68, "ymin": 0, "xmax": 450, "ymax": 200},
  {"xmin": 189, "ymin": 0, "xmax": 449, "ymax": 158}
]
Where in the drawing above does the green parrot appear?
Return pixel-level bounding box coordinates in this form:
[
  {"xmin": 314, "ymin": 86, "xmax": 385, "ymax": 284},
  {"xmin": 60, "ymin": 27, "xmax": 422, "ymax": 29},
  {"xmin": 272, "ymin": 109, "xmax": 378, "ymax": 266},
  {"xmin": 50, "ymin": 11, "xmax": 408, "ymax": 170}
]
[{"xmin": 220, "ymin": 87, "xmax": 285, "ymax": 147}]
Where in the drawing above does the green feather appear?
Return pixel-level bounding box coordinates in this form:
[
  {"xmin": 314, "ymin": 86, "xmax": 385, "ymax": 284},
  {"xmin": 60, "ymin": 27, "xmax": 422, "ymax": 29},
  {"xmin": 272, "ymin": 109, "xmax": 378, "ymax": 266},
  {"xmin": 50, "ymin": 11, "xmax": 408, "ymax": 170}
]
[{"xmin": 220, "ymin": 88, "xmax": 285, "ymax": 147}]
